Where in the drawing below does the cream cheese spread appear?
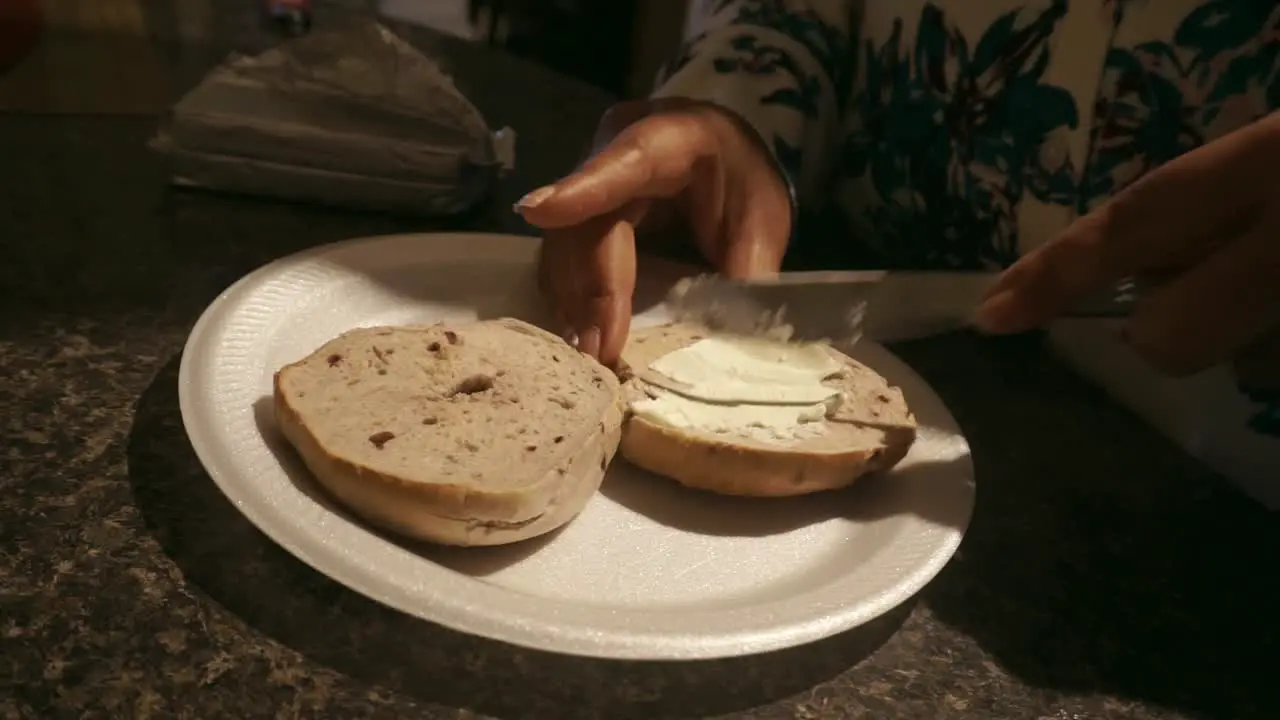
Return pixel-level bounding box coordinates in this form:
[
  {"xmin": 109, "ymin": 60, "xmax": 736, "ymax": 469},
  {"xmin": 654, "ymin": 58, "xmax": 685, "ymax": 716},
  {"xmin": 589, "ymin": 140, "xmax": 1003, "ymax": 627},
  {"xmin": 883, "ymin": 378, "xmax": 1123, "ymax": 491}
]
[{"xmin": 631, "ymin": 336, "xmax": 845, "ymax": 442}]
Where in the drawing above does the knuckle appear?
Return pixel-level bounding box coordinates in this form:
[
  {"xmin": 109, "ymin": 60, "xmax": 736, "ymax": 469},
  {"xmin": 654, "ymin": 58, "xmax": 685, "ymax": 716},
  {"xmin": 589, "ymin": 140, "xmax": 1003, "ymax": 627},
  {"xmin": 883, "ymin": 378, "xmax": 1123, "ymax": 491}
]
[
  {"xmin": 676, "ymin": 108, "xmax": 727, "ymax": 145},
  {"xmin": 627, "ymin": 105, "xmax": 718, "ymax": 148},
  {"xmin": 599, "ymin": 100, "xmax": 652, "ymax": 132}
]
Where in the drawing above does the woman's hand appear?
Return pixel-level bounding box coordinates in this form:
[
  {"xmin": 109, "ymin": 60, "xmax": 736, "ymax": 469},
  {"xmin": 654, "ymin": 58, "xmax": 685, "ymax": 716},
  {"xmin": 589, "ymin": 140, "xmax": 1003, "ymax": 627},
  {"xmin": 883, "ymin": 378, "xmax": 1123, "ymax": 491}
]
[
  {"xmin": 515, "ymin": 99, "xmax": 792, "ymax": 366},
  {"xmin": 978, "ymin": 113, "xmax": 1280, "ymax": 386}
]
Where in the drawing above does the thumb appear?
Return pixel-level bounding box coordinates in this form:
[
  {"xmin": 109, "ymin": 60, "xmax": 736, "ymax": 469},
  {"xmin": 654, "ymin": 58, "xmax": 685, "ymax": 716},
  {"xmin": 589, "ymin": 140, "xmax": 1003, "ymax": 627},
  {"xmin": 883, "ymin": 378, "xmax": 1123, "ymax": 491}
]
[
  {"xmin": 717, "ymin": 160, "xmax": 792, "ymax": 279},
  {"xmin": 720, "ymin": 231, "xmax": 786, "ymax": 278}
]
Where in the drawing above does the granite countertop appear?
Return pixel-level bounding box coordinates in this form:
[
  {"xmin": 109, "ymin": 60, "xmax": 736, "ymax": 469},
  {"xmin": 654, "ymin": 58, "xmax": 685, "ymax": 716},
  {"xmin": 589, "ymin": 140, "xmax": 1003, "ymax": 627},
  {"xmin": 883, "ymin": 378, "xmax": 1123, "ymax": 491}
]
[{"xmin": 2, "ymin": 7, "xmax": 1278, "ymax": 720}]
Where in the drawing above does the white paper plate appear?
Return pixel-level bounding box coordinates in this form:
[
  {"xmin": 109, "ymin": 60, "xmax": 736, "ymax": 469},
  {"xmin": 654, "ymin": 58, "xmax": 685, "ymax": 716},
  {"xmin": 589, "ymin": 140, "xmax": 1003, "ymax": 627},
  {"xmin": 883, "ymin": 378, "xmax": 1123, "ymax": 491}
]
[{"xmin": 178, "ymin": 233, "xmax": 975, "ymax": 660}]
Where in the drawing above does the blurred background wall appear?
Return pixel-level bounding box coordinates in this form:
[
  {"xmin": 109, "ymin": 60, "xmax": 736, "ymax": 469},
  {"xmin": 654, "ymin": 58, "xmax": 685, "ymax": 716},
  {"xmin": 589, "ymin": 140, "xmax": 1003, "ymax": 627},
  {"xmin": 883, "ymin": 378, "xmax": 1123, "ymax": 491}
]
[{"xmin": 381, "ymin": 0, "xmax": 694, "ymax": 97}]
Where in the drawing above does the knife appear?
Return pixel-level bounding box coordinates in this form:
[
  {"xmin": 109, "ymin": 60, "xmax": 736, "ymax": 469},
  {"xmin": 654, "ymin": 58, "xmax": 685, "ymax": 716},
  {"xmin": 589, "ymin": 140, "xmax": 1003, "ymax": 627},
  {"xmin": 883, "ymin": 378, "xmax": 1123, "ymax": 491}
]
[{"xmin": 664, "ymin": 271, "xmax": 1137, "ymax": 345}]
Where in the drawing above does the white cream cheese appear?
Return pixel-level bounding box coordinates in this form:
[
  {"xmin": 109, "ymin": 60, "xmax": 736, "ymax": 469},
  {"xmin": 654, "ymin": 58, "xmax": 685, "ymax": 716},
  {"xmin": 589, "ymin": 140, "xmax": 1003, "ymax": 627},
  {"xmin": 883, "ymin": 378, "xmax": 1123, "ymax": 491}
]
[
  {"xmin": 648, "ymin": 336, "xmax": 842, "ymax": 404},
  {"xmin": 633, "ymin": 336, "xmax": 844, "ymax": 442},
  {"xmin": 631, "ymin": 391, "xmax": 830, "ymax": 439}
]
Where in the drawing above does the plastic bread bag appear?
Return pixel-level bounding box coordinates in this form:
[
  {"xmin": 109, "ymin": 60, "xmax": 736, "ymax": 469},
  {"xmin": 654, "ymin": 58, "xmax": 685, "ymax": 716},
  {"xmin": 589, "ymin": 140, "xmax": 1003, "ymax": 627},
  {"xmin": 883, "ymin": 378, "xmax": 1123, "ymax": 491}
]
[{"xmin": 151, "ymin": 20, "xmax": 515, "ymax": 216}]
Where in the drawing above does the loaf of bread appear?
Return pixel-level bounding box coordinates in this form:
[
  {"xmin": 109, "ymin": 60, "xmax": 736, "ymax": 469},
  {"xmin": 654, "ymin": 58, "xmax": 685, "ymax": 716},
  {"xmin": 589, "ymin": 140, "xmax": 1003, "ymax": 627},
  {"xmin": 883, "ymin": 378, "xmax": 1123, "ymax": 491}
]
[
  {"xmin": 273, "ymin": 318, "xmax": 625, "ymax": 546},
  {"xmin": 616, "ymin": 323, "xmax": 916, "ymax": 497}
]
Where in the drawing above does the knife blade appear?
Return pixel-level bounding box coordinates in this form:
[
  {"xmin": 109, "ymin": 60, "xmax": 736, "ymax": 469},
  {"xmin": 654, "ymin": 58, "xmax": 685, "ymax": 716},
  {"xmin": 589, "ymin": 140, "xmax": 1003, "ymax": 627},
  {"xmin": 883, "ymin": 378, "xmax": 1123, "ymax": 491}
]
[{"xmin": 665, "ymin": 270, "xmax": 1136, "ymax": 345}]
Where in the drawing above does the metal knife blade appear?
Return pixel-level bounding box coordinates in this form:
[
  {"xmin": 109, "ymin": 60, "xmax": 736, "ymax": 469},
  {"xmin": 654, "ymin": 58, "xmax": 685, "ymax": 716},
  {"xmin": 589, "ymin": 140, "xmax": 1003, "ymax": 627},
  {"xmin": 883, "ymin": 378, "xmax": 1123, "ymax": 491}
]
[
  {"xmin": 665, "ymin": 270, "xmax": 894, "ymax": 346},
  {"xmin": 665, "ymin": 270, "xmax": 1137, "ymax": 345}
]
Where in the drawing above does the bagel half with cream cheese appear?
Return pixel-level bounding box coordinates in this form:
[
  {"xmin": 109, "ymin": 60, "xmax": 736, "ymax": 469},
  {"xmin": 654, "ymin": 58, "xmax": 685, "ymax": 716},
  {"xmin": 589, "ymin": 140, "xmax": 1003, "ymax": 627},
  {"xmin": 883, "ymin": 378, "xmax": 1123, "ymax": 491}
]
[{"xmin": 617, "ymin": 323, "xmax": 916, "ymax": 497}]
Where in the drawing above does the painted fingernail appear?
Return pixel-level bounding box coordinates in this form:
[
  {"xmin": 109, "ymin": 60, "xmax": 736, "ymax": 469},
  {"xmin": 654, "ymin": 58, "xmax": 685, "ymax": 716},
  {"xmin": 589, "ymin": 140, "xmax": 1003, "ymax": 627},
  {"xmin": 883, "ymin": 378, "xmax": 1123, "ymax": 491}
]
[{"xmin": 514, "ymin": 185, "xmax": 556, "ymax": 211}]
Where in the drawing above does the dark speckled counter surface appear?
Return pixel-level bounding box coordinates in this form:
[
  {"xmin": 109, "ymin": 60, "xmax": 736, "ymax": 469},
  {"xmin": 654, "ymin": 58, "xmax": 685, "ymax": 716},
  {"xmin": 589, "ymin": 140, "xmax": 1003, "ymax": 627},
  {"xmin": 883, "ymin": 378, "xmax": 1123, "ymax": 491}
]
[{"xmin": 1, "ymin": 5, "xmax": 1277, "ymax": 719}]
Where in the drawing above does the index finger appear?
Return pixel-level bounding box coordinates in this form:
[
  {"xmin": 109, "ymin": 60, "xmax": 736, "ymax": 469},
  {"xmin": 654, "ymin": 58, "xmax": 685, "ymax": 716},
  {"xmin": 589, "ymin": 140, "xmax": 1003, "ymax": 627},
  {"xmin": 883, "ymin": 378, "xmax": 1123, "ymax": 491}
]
[
  {"xmin": 516, "ymin": 112, "xmax": 718, "ymax": 230},
  {"xmin": 979, "ymin": 113, "xmax": 1280, "ymax": 333}
]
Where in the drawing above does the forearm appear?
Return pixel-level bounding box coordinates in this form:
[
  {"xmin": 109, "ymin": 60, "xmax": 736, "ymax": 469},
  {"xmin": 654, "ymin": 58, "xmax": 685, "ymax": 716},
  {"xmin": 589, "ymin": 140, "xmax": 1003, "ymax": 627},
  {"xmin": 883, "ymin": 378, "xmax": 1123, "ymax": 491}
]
[{"xmin": 652, "ymin": 0, "xmax": 857, "ymax": 210}]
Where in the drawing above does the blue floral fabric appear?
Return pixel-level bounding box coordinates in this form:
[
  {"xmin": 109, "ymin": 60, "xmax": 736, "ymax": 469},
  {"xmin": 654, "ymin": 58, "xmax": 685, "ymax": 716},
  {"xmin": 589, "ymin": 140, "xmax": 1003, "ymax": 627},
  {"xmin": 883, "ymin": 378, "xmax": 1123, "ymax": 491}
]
[
  {"xmin": 655, "ymin": 0, "xmax": 1280, "ymax": 438},
  {"xmin": 1083, "ymin": 0, "xmax": 1280, "ymax": 207},
  {"xmin": 842, "ymin": 2, "xmax": 1078, "ymax": 269}
]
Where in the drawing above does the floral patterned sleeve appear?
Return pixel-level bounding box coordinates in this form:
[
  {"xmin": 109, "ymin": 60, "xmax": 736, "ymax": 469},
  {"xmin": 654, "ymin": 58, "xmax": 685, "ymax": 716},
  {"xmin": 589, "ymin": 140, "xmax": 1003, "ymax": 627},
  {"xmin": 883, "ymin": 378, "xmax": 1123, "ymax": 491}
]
[{"xmin": 653, "ymin": 0, "xmax": 857, "ymax": 215}]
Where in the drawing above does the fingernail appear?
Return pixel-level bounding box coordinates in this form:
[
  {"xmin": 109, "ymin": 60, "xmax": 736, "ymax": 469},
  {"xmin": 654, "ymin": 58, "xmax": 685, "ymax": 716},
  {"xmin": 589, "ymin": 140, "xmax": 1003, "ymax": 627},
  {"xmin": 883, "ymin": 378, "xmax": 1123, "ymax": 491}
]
[
  {"xmin": 578, "ymin": 326, "xmax": 601, "ymax": 359},
  {"xmin": 514, "ymin": 185, "xmax": 556, "ymax": 212},
  {"xmin": 561, "ymin": 327, "xmax": 579, "ymax": 348}
]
